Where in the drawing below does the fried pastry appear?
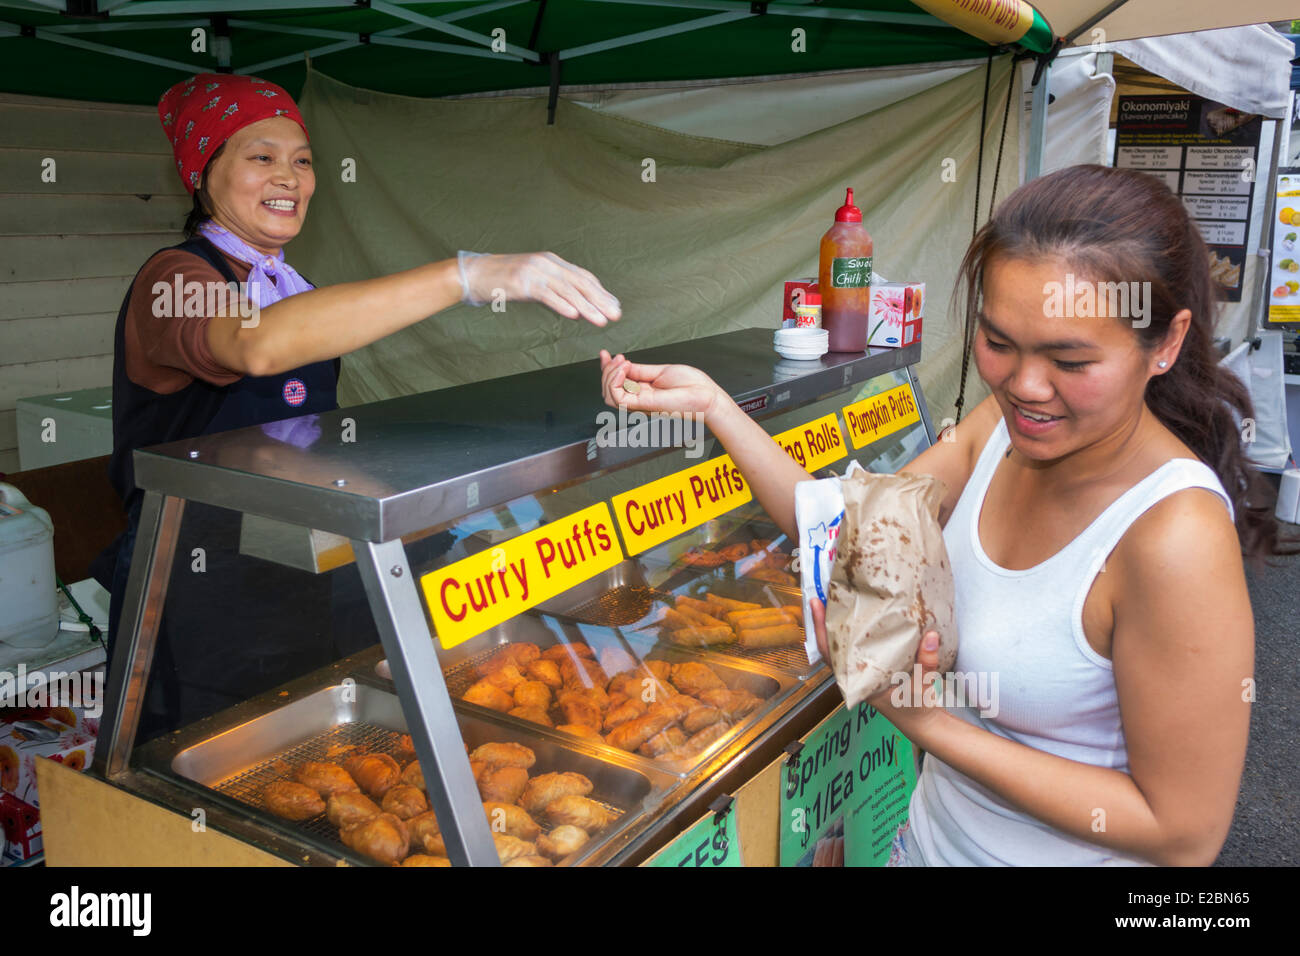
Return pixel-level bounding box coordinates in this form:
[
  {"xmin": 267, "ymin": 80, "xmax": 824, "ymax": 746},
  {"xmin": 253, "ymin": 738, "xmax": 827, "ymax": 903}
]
[
  {"xmin": 682, "ymin": 704, "xmax": 726, "ymax": 734},
  {"xmin": 493, "ymin": 833, "xmax": 537, "ymax": 863},
  {"xmin": 513, "ymin": 680, "xmax": 552, "ymax": 711},
  {"xmin": 381, "ymin": 784, "xmax": 428, "ymax": 820},
  {"xmin": 536, "ymin": 824, "xmax": 590, "ymax": 860},
  {"xmin": 469, "ymin": 742, "xmax": 536, "ymax": 769},
  {"xmin": 555, "ymin": 723, "xmax": 603, "ymax": 742},
  {"xmin": 295, "ymin": 761, "xmax": 359, "ymax": 797},
  {"xmin": 502, "ymin": 855, "xmax": 553, "ymax": 867},
  {"xmin": 340, "ymin": 812, "xmax": 409, "ymax": 865},
  {"xmin": 639, "ymin": 725, "xmax": 687, "ymax": 757},
  {"xmin": 344, "ymin": 753, "xmax": 401, "ymax": 798},
  {"xmin": 518, "ymin": 772, "xmax": 594, "ymax": 815},
  {"xmin": 483, "ymin": 801, "xmax": 541, "ymax": 840},
  {"xmin": 326, "ymin": 791, "xmax": 382, "ymax": 828},
  {"xmin": 478, "ymin": 765, "xmax": 529, "ymax": 805},
  {"xmin": 407, "ymin": 811, "xmax": 444, "ymax": 854},
  {"xmin": 399, "ymin": 760, "xmax": 425, "ymax": 790},
  {"xmin": 698, "ymin": 687, "xmax": 762, "ymax": 720},
  {"xmin": 480, "ymin": 664, "xmax": 527, "ymax": 693},
  {"xmin": 463, "ymin": 680, "xmax": 514, "ymax": 712},
  {"xmin": 669, "ymin": 661, "xmax": 725, "ymax": 697},
  {"xmin": 402, "ymin": 854, "xmax": 452, "ymax": 867},
  {"xmin": 541, "ymin": 642, "xmax": 595, "ymax": 662},
  {"xmin": 525, "ymin": 658, "xmax": 563, "ymax": 688},
  {"xmin": 555, "ymin": 696, "xmax": 601, "ymax": 730},
  {"xmin": 262, "ymin": 780, "xmax": 325, "ymax": 821},
  {"xmin": 476, "ymin": 643, "xmax": 540, "ymax": 675},
  {"xmin": 605, "ymin": 712, "xmax": 673, "ymax": 752},
  {"xmin": 508, "ymin": 705, "xmax": 553, "ymax": 727},
  {"xmin": 544, "ymin": 795, "xmax": 617, "ymax": 831},
  {"xmin": 603, "ymin": 698, "xmax": 646, "ymax": 731}
]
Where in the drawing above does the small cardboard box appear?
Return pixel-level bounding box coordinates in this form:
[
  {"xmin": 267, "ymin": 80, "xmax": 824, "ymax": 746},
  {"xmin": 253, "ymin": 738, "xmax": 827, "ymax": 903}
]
[
  {"xmin": 0, "ymin": 709, "xmax": 97, "ymax": 863},
  {"xmin": 782, "ymin": 278, "xmax": 818, "ymax": 328},
  {"xmin": 867, "ymin": 282, "xmax": 924, "ymax": 348}
]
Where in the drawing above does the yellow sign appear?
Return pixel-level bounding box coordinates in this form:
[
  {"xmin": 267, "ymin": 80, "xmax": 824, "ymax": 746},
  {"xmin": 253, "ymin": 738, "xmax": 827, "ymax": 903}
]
[
  {"xmin": 420, "ymin": 503, "xmax": 623, "ymax": 648},
  {"xmin": 771, "ymin": 413, "xmax": 847, "ymax": 473},
  {"xmin": 842, "ymin": 383, "xmax": 921, "ymax": 449},
  {"xmin": 612, "ymin": 455, "xmax": 751, "ymax": 555}
]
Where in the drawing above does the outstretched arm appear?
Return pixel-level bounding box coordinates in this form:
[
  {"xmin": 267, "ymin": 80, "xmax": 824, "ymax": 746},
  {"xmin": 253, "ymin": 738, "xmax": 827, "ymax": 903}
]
[
  {"xmin": 600, "ymin": 351, "xmax": 812, "ymax": 539},
  {"xmin": 210, "ymin": 252, "xmax": 622, "ymax": 377}
]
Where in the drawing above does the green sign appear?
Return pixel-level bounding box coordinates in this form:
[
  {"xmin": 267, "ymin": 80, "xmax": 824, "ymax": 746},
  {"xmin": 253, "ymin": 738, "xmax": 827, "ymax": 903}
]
[
  {"xmin": 649, "ymin": 804, "xmax": 741, "ymax": 867},
  {"xmin": 779, "ymin": 702, "xmax": 916, "ymax": 866},
  {"xmin": 830, "ymin": 256, "xmax": 872, "ymax": 288}
]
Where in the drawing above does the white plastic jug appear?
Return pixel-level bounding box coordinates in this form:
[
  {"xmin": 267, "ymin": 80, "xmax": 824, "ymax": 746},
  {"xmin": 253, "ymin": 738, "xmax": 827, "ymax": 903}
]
[{"xmin": 0, "ymin": 483, "xmax": 59, "ymax": 648}]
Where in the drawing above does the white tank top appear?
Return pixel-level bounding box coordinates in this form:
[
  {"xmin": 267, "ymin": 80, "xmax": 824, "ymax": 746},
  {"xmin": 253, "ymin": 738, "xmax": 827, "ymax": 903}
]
[{"xmin": 903, "ymin": 416, "xmax": 1234, "ymax": 866}]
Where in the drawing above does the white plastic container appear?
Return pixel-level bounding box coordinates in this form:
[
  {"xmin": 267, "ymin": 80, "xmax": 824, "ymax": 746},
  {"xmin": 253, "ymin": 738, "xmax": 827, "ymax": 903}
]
[
  {"xmin": 774, "ymin": 327, "xmax": 830, "ymax": 361},
  {"xmin": 0, "ymin": 483, "xmax": 59, "ymax": 648}
]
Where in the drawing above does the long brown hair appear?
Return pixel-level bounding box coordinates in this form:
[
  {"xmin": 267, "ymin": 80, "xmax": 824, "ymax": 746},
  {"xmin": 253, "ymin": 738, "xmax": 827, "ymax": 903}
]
[{"xmin": 956, "ymin": 164, "xmax": 1296, "ymax": 563}]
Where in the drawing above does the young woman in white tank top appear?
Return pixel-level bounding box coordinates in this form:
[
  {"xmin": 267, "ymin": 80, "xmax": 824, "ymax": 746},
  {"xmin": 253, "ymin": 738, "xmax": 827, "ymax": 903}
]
[{"xmin": 598, "ymin": 165, "xmax": 1292, "ymax": 866}]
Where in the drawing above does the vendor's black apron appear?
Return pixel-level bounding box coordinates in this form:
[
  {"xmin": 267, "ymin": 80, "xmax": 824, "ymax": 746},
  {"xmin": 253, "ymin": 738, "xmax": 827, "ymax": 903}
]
[{"xmin": 95, "ymin": 235, "xmax": 378, "ymax": 740}]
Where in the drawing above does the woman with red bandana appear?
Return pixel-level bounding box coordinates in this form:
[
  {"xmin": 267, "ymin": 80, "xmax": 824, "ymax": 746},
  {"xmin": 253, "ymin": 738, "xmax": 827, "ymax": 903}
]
[{"xmin": 97, "ymin": 73, "xmax": 621, "ymax": 736}]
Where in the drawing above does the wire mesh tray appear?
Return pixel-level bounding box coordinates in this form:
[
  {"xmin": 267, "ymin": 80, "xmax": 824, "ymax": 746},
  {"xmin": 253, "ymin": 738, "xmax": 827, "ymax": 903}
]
[{"xmin": 163, "ymin": 683, "xmax": 663, "ymax": 865}]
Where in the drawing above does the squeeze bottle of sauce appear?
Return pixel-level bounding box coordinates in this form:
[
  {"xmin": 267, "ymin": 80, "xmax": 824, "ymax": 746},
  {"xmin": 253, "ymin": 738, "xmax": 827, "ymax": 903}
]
[{"xmin": 818, "ymin": 188, "xmax": 873, "ymax": 351}]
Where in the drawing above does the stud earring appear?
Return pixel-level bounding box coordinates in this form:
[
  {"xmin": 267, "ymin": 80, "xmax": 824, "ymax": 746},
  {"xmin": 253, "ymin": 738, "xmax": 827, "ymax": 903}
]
[{"xmin": 1157, "ymin": 360, "xmax": 1168, "ymax": 368}]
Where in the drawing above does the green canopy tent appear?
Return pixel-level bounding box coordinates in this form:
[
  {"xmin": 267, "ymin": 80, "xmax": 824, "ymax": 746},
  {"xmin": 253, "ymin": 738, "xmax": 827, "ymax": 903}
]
[{"xmin": 0, "ymin": 1, "xmax": 1052, "ymax": 104}]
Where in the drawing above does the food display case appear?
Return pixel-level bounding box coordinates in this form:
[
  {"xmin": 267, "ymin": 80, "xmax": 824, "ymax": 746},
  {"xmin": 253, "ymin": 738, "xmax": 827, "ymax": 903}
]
[{"xmin": 88, "ymin": 328, "xmax": 936, "ymax": 866}]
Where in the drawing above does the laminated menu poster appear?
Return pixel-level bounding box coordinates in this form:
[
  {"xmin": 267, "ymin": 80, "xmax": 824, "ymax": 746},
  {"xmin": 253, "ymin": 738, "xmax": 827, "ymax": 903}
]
[
  {"xmin": 1267, "ymin": 168, "xmax": 1300, "ymax": 325},
  {"xmin": 1113, "ymin": 94, "xmax": 1262, "ymax": 303},
  {"xmin": 779, "ymin": 702, "xmax": 916, "ymax": 867}
]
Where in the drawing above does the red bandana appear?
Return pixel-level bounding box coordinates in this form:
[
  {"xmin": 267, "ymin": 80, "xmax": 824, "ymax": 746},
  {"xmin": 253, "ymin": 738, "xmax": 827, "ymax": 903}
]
[{"xmin": 158, "ymin": 73, "xmax": 309, "ymax": 196}]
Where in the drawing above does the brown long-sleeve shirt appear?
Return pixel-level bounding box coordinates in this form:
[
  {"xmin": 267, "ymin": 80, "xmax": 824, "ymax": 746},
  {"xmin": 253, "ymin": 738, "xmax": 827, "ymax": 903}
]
[{"xmin": 124, "ymin": 247, "xmax": 273, "ymax": 393}]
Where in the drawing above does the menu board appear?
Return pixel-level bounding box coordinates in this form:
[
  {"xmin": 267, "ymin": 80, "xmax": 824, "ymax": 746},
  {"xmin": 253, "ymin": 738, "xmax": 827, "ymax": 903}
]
[
  {"xmin": 1267, "ymin": 167, "xmax": 1300, "ymax": 325},
  {"xmin": 1114, "ymin": 94, "xmax": 1262, "ymax": 303},
  {"xmin": 779, "ymin": 702, "xmax": 916, "ymax": 867}
]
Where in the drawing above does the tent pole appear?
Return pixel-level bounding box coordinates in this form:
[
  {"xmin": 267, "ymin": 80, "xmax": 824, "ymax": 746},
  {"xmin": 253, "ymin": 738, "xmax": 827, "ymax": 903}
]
[
  {"xmin": 1025, "ymin": 60, "xmax": 1050, "ymax": 181},
  {"xmin": 1251, "ymin": 118, "xmax": 1286, "ymax": 337}
]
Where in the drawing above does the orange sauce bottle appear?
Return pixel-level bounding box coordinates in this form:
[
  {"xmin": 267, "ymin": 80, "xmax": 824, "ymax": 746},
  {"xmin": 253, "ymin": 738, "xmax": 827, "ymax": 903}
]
[{"xmin": 818, "ymin": 188, "xmax": 874, "ymax": 352}]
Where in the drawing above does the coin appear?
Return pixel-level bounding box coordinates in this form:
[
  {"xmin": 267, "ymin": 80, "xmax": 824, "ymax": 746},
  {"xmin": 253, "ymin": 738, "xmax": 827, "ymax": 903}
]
[{"xmin": 622, "ymin": 380, "xmax": 641, "ymax": 395}]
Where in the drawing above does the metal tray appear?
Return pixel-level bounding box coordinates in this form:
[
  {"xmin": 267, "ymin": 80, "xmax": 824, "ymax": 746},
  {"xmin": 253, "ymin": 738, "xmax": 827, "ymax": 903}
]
[
  {"xmin": 397, "ymin": 615, "xmax": 797, "ymax": 777},
  {"xmin": 157, "ymin": 683, "xmax": 673, "ymax": 866},
  {"xmin": 532, "ymin": 558, "xmax": 670, "ymax": 627}
]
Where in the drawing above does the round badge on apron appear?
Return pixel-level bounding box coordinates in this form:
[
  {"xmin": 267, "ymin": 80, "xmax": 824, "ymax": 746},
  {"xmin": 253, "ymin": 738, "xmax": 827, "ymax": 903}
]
[{"xmin": 282, "ymin": 377, "xmax": 307, "ymax": 407}]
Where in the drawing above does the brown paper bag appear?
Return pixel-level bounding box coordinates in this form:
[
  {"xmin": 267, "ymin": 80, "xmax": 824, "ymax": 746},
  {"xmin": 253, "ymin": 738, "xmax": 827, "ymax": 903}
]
[{"xmin": 824, "ymin": 471, "xmax": 956, "ymax": 708}]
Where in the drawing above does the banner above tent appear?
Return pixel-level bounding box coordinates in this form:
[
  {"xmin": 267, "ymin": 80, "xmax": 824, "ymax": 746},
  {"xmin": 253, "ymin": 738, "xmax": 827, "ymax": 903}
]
[{"xmin": 0, "ymin": 0, "xmax": 1051, "ymax": 105}]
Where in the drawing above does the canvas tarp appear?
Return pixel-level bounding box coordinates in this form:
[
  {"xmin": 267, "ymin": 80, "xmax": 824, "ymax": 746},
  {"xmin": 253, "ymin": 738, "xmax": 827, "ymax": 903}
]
[{"xmin": 291, "ymin": 56, "xmax": 1020, "ymax": 421}]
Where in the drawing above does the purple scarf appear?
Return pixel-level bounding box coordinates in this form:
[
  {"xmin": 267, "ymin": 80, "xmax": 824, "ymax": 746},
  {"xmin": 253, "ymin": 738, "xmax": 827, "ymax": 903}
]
[{"xmin": 198, "ymin": 220, "xmax": 314, "ymax": 307}]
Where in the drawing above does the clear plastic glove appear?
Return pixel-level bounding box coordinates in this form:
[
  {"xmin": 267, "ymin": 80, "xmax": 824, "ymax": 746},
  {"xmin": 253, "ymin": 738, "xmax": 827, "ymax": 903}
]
[{"xmin": 457, "ymin": 250, "xmax": 621, "ymax": 327}]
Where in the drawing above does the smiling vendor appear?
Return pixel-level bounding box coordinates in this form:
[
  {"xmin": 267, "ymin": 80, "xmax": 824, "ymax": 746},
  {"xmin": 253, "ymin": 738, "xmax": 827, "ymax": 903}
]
[{"xmin": 94, "ymin": 72, "xmax": 621, "ymax": 736}]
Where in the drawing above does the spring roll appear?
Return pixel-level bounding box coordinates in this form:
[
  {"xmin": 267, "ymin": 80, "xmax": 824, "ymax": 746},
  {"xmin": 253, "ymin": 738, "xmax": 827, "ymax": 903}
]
[
  {"xmin": 676, "ymin": 595, "xmax": 728, "ymax": 617},
  {"xmin": 668, "ymin": 625, "xmax": 735, "ymax": 646},
  {"xmin": 725, "ymin": 608, "xmax": 799, "ymax": 630},
  {"xmin": 675, "ymin": 604, "xmax": 729, "ymax": 629},
  {"xmin": 737, "ymin": 623, "xmax": 803, "ymax": 648},
  {"xmin": 656, "ymin": 607, "xmax": 696, "ymax": 632},
  {"xmin": 701, "ymin": 594, "xmax": 762, "ymax": 613}
]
